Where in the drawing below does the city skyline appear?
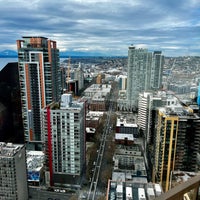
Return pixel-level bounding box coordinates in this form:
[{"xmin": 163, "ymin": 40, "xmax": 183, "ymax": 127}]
[{"xmin": 0, "ymin": 0, "xmax": 200, "ymax": 56}]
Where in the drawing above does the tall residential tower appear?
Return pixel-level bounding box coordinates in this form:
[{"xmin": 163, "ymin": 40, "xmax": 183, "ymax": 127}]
[
  {"xmin": 126, "ymin": 46, "xmax": 164, "ymax": 111},
  {"xmin": 152, "ymin": 104, "xmax": 200, "ymax": 192},
  {"xmin": 41, "ymin": 94, "xmax": 86, "ymax": 187},
  {"xmin": 17, "ymin": 36, "xmax": 61, "ymax": 150}
]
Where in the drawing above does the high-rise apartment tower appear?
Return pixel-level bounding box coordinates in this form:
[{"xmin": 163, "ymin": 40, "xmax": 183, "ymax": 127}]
[
  {"xmin": 126, "ymin": 46, "xmax": 164, "ymax": 110},
  {"xmin": 41, "ymin": 94, "xmax": 85, "ymax": 187},
  {"xmin": 152, "ymin": 104, "xmax": 200, "ymax": 192},
  {"xmin": 17, "ymin": 36, "xmax": 61, "ymax": 150}
]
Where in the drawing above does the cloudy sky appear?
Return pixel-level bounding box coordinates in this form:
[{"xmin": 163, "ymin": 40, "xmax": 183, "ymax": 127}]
[{"xmin": 0, "ymin": 0, "xmax": 200, "ymax": 56}]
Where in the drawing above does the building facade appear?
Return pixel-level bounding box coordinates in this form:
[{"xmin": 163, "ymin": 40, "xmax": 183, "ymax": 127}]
[
  {"xmin": 96, "ymin": 74, "xmax": 102, "ymax": 84},
  {"xmin": 152, "ymin": 105, "xmax": 200, "ymax": 192},
  {"xmin": 126, "ymin": 46, "xmax": 164, "ymax": 111},
  {"xmin": 138, "ymin": 92, "xmax": 153, "ymax": 145},
  {"xmin": 0, "ymin": 62, "xmax": 24, "ymax": 143},
  {"xmin": 73, "ymin": 63, "xmax": 84, "ymax": 92},
  {"xmin": 0, "ymin": 142, "xmax": 28, "ymax": 200},
  {"xmin": 118, "ymin": 75, "xmax": 127, "ymax": 90},
  {"xmin": 138, "ymin": 91, "xmax": 168, "ymax": 152},
  {"xmin": 17, "ymin": 36, "xmax": 61, "ymax": 150},
  {"xmin": 41, "ymin": 94, "xmax": 85, "ymax": 187},
  {"xmin": 151, "ymin": 51, "xmax": 164, "ymax": 89},
  {"xmin": 116, "ymin": 116, "xmax": 138, "ymax": 138}
]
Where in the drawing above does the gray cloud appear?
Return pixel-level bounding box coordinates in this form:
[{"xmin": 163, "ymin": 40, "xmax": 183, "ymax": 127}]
[{"xmin": 0, "ymin": 0, "xmax": 200, "ymax": 56}]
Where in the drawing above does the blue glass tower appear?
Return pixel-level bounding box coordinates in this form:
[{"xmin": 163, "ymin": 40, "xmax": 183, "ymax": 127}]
[{"xmin": 197, "ymin": 84, "xmax": 200, "ymax": 106}]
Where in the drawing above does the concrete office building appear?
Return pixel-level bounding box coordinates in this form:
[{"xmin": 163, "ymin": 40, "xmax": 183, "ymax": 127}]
[
  {"xmin": 68, "ymin": 63, "xmax": 84, "ymax": 93},
  {"xmin": 83, "ymin": 84, "xmax": 111, "ymax": 111},
  {"xmin": 73, "ymin": 63, "xmax": 84, "ymax": 91},
  {"xmin": 17, "ymin": 36, "xmax": 61, "ymax": 150},
  {"xmin": 117, "ymin": 90, "xmax": 127, "ymax": 111},
  {"xmin": 126, "ymin": 46, "xmax": 164, "ymax": 111},
  {"xmin": 41, "ymin": 94, "xmax": 85, "ymax": 187},
  {"xmin": 116, "ymin": 115, "xmax": 138, "ymax": 138},
  {"xmin": 0, "ymin": 142, "xmax": 28, "ymax": 200}
]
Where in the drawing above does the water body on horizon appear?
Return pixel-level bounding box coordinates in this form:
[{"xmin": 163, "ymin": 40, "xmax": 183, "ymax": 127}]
[{"xmin": 0, "ymin": 58, "xmax": 68, "ymax": 71}]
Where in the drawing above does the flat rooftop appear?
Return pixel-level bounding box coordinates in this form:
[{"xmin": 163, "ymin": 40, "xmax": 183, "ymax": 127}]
[
  {"xmin": 115, "ymin": 144, "xmax": 141, "ymax": 153},
  {"xmin": 115, "ymin": 133, "xmax": 134, "ymax": 141},
  {"xmin": 107, "ymin": 180, "xmax": 163, "ymax": 200},
  {"xmin": 0, "ymin": 142, "xmax": 24, "ymax": 157},
  {"xmin": 27, "ymin": 151, "xmax": 44, "ymax": 172},
  {"xmin": 86, "ymin": 111, "xmax": 104, "ymax": 120},
  {"xmin": 116, "ymin": 117, "xmax": 137, "ymax": 127},
  {"xmin": 26, "ymin": 151, "xmax": 44, "ymax": 182}
]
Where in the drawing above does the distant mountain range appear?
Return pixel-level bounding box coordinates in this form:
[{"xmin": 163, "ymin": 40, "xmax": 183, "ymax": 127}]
[
  {"xmin": 0, "ymin": 49, "xmax": 114, "ymax": 58},
  {"xmin": 60, "ymin": 51, "xmax": 108, "ymax": 57},
  {"xmin": 0, "ymin": 50, "xmax": 18, "ymax": 57}
]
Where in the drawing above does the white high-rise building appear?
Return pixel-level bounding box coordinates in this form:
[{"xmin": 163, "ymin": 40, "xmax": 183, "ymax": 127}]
[
  {"xmin": 126, "ymin": 46, "xmax": 164, "ymax": 111},
  {"xmin": 138, "ymin": 91, "xmax": 179, "ymax": 152},
  {"xmin": 138, "ymin": 91, "xmax": 165, "ymax": 153},
  {"xmin": 41, "ymin": 94, "xmax": 85, "ymax": 187},
  {"xmin": 138, "ymin": 92, "xmax": 153, "ymax": 142},
  {"xmin": 0, "ymin": 142, "xmax": 28, "ymax": 200}
]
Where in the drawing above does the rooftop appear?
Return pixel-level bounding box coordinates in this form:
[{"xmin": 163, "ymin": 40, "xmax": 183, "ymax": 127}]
[
  {"xmin": 48, "ymin": 94, "xmax": 84, "ymax": 111},
  {"xmin": 115, "ymin": 133, "xmax": 134, "ymax": 141},
  {"xmin": 115, "ymin": 144, "xmax": 141, "ymax": 153},
  {"xmin": 86, "ymin": 111, "xmax": 104, "ymax": 120},
  {"xmin": 113, "ymin": 144, "xmax": 146, "ymax": 177},
  {"xmin": 26, "ymin": 151, "xmax": 44, "ymax": 182},
  {"xmin": 116, "ymin": 117, "xmax": 138, "ymax": 127},
  {"xmin": 84, "ymin": 84, "xmax": 111, "ymax": 95},
  {"xmin": 22, "ymin": 36, "xmax": 48, "ymax": 39},
  {"xmin": 107, "ymin": 180, "xmax": 163, "ymax": 200},
  {"xmin": 159, "ymin": 104, "xmax": 199, "ymax": 117},
  {"xmin": 27, "ymin": 151, "xmax": 44, "ymax": 171},
  {"xmin": 86, "ymin": 127, "xmax": 96, "ymax": 134},
  {"xmin": 0, "ymin": 142, "xmax": 24, "ymax": 157}
]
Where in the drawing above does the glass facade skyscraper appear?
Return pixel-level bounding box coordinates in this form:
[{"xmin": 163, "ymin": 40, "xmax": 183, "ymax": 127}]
[{"xmin": 126, "ymin": 46, "xmax": 164, "ymax": 111}]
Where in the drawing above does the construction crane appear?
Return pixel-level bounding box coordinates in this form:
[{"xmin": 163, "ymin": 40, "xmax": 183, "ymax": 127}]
[
  {"xmin": 65, "ymin": 57, "xmax": 80, "ymax": 100},
  {"xmin": 162, "ymin": 89, "xmax": 193, "ymax": 114},
  {"xmin": 173, "ymin": 94, "xmax": 193, "ymax": 113},
  {"xmin": 66, "ymin": 57, "xmax": 71, "ymax": 92}
]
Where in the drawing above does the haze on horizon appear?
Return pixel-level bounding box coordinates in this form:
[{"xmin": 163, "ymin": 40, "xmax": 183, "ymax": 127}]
[{"xmin": 0, "ymin": 0, "xmax": 200, "ymax": 57}]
